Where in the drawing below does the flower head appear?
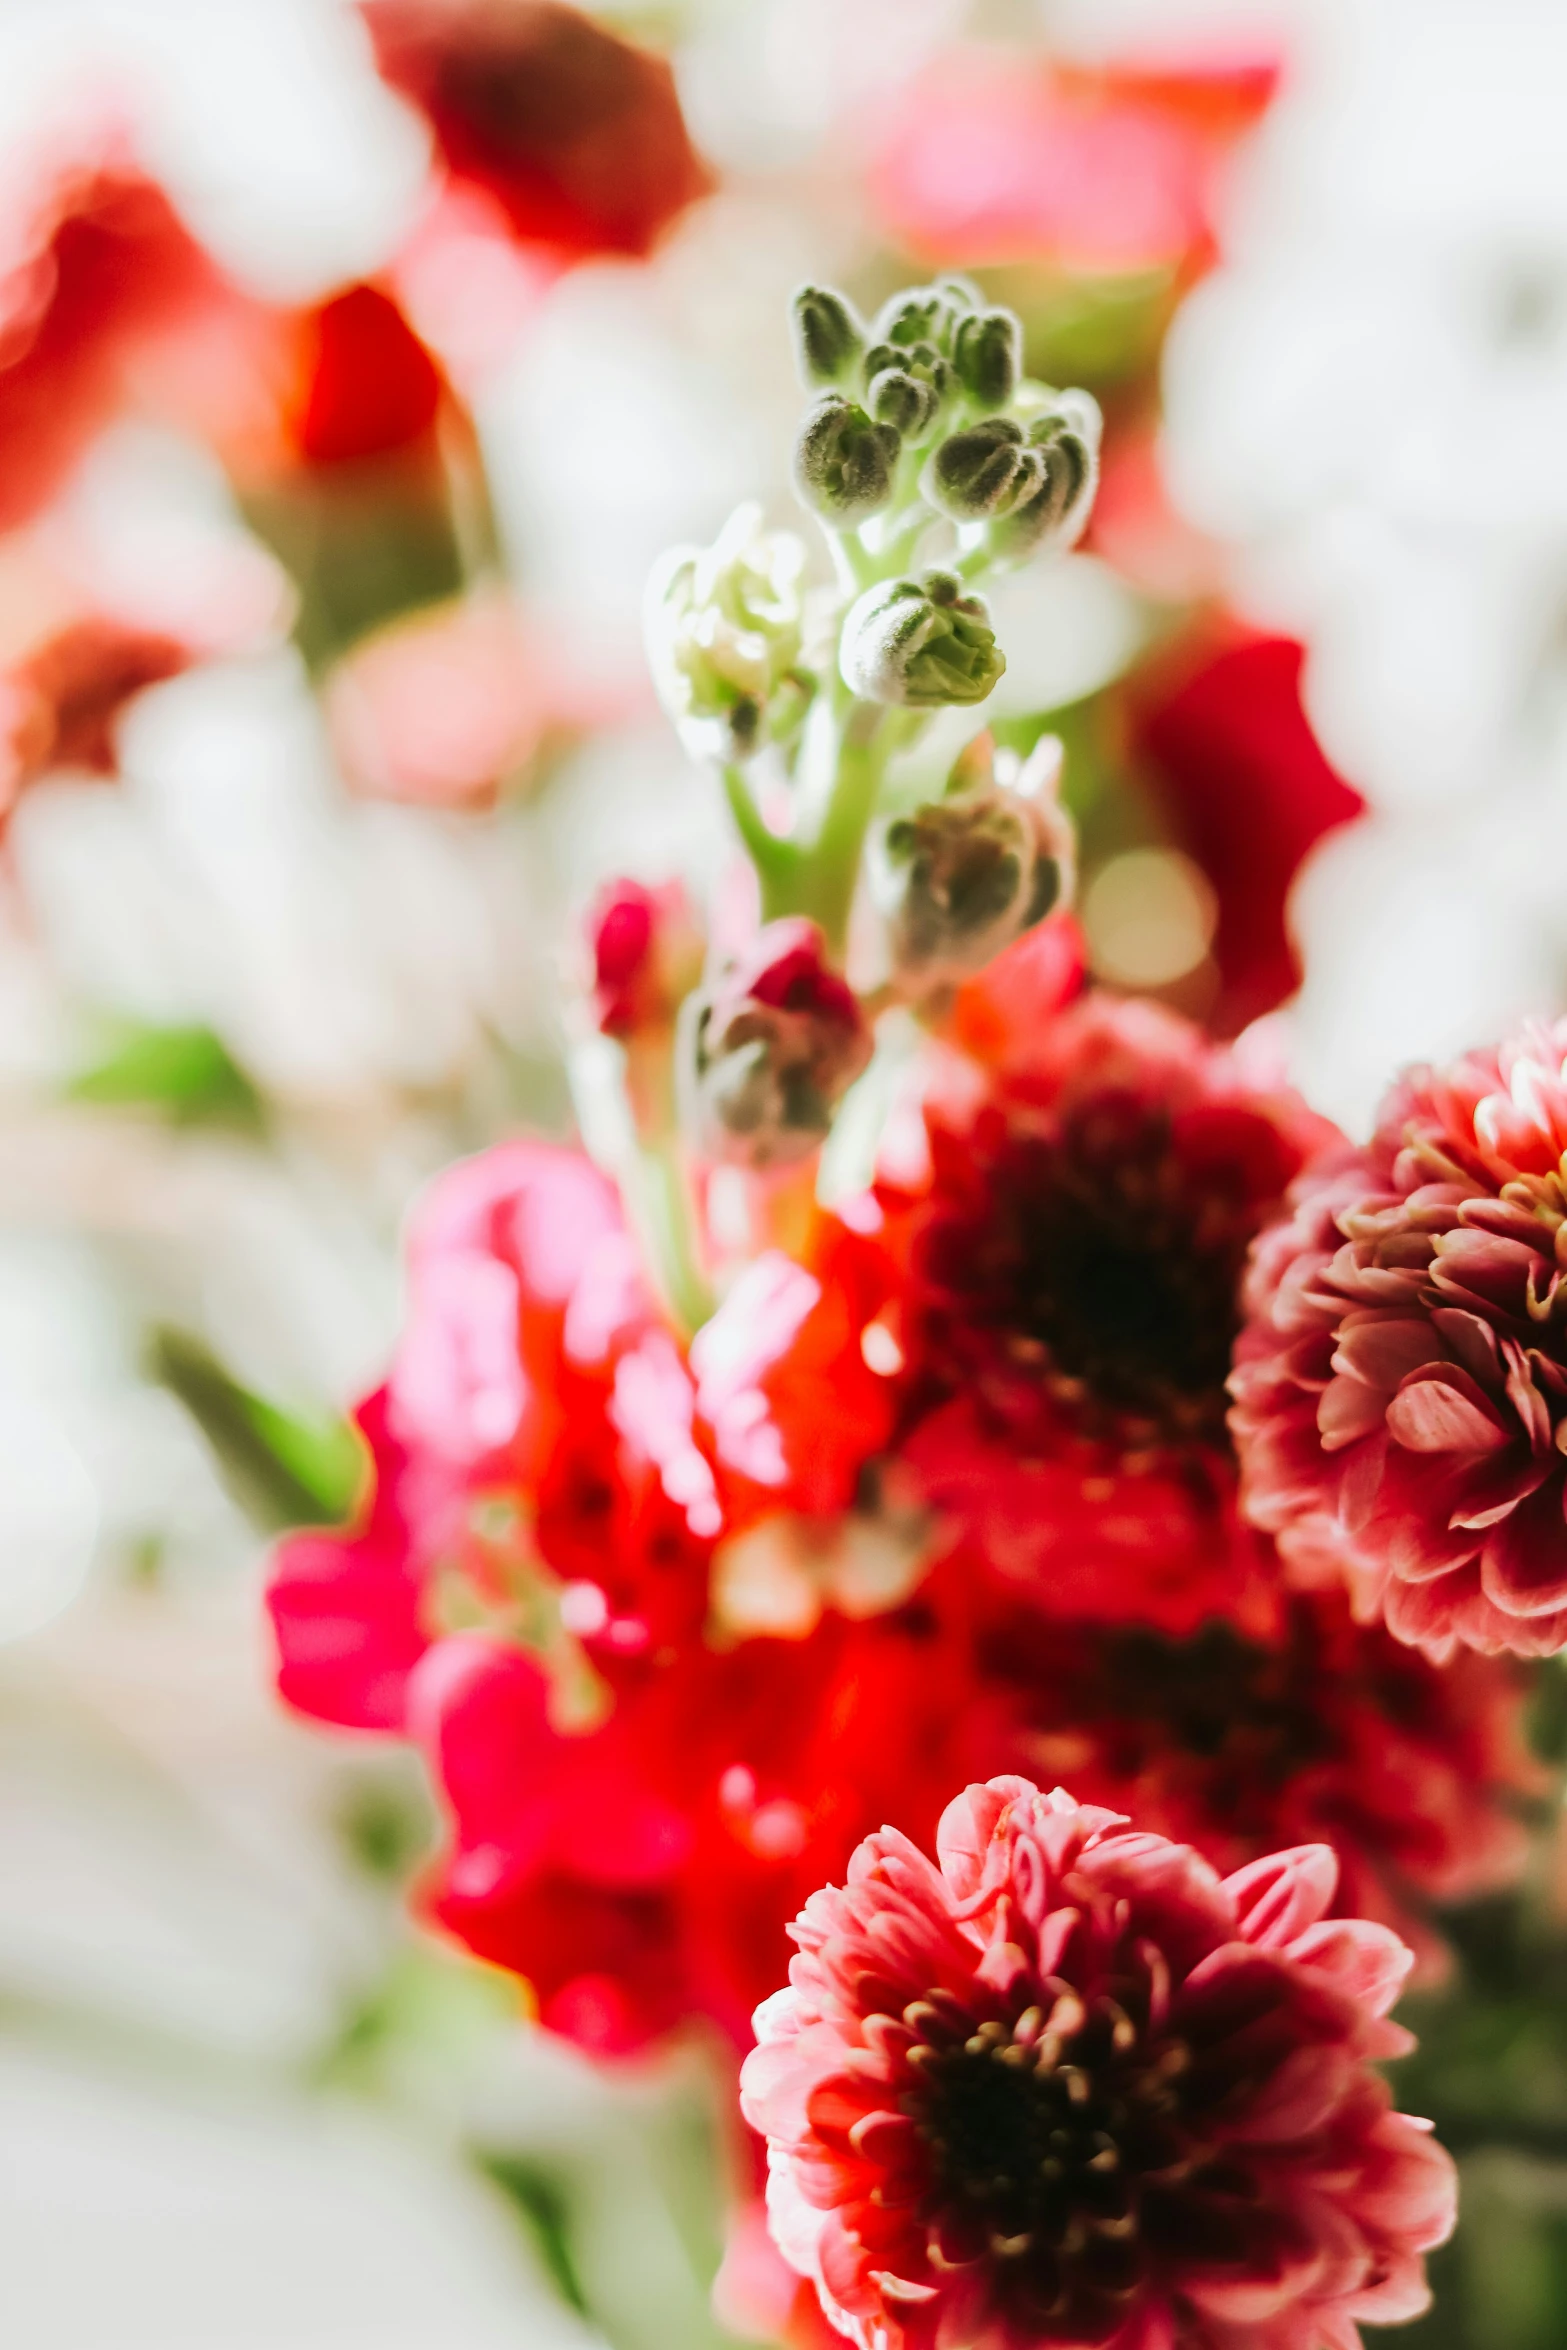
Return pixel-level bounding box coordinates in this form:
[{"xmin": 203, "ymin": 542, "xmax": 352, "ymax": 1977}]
[
  {"xmin": 1234, "ymin": 1018, "xmax": 1567, "ymax": 1659},
  {"xmin": 893, "ymin": 995, "xmax": 1332, "ymax": 1633},
  {"xmin": 682, "ymin": 919, "xmax": 872, "ymax": 1169},
  {"xmin": 646, "ymin": 502, "xmax": 810, "ymax": 762},
  {"xmin": 984, "ymin": 1590, "xmax": 1533, "ymax": 1972},
  {"xmin": 742, "ymin": 1778, "xmax": 1454, "ymax": 2350}
]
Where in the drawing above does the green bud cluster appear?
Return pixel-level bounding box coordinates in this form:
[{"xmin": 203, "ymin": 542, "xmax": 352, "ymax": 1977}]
[{"xmin": 788, "ymin": 278, "xmax": 1099, "ymax": 582}]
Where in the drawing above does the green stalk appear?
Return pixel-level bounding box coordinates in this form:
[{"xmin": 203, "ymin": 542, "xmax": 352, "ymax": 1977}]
[{"xmin": 626, "ymin": 1132, "xmax": 713, "ymax": 1336}]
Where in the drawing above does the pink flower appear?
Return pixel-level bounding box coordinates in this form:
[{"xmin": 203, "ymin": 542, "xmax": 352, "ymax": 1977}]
[
  {"xmin": 742, "ymin": 1779, "xmax": 1454, "ymax": 2350},
  {"xmin": 1233, "ymin": 1018, "xmax": 1567, "ymax": 1659}
]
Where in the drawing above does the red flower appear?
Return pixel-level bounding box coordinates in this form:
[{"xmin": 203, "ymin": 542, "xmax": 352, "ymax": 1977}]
[
  {"xmin": 1234, "ymin": 1020, "xmax": 1567, "ymax": 1660},
  {"xmin": 587, "ymin": 874, "xmax": 704, "ymax": 1042},
  {"xmin": 741, "ymin": 1779, "xmax": 1454, "ymax": 2350},
  {"xmin": 980, "ymin": 1589, "xmax": 1533, "ymax": 1976},
  {"xmin": 891, "ymin": 994, "xmax": 1335, "ymax": 1634},
  {"xmin": 284, "ymin": 281, "xmax": 446, "ymax": 468},
  {"xmin": 1121, "ymin": 630, "xmax": 1366, "ymax": 1039},
  {"xmin": 868, "ymin": 47, "xmax": 1278, "ymax": 283},
  {"xmin": 359, "ymin": 0, "xmax": 712, "ymax": 261},
  {"xmin": 0, "ymin": 136, "xmax": 232, "ymax": 531}
]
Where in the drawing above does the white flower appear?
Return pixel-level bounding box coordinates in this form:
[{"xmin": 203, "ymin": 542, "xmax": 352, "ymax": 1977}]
[{"xmin": 645, "ymin": 501, "xmax": 808, "ymax": 761}]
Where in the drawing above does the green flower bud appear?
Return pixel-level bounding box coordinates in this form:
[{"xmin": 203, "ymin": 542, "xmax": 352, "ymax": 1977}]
[
  {"xmin": 951, "ymin": 307, "xmax": 1021, "ymax": 412},
  {"xmin": 871, "ymin": 736, "xmax": 1073, "ymax": 992},
  {"xmin": 866, "ymin": 365, "xmax": 939, "ymax": 439},
  {"xmin": 985, "ymin": 394, "xmax": 1102, "ymax": 562},
  {"xmin": 793, "ymin": 394, "xmax": 901, "ymax": 527},
  {"xmin": 871, "ymin": 277, "xmax": 974, "ymax": 356},
  {"xmin": 839, "ymin": 568, "xmax": 1004, "ymax": 709},
  {"xmin": 791, "ymin": 284, "xmax": 865, "ymax": 390},
  {"xmin": 646, "ymin": 501, "xmax": 808, "ymax": 761},
  {"xmin": 922, "ymin": 417, "xmax": 1039, "ymax": 521}
]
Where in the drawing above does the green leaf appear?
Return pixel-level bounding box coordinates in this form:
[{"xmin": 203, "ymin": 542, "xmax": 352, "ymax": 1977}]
[
  {"xmin": 147, "ymin": 1325, "xmax": 366, "ymax": 1531},
  {"xmin": 68, "ymin": 1022, "xmax": 263, "ymax": 1129}
]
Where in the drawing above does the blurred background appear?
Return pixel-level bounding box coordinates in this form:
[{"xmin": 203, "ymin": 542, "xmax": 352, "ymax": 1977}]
[{"xmin": 5, "ymin": 0, "xmax": 1567, "ymax": 2342}]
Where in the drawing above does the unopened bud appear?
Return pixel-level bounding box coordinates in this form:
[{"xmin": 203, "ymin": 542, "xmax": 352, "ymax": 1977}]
[
  {"xmin": 951, "ymin": 307, "xmax": 1021, "ymax": 412},
  {"xmin": 922, "ymin": 418, "xmax": 1038, "ymax": 520},
  {"xmin": 587, "ymin": 876, "xmax": 704, "ymax": 1041},
  {"xmin": 840, "ymin": 569, "xmax": 1004, "ymax": 709},
  {"xmin": 866, "ymin": 365, "xmax": 938, "ymax": 439},
  {"xmin": 872, "ymin": 737, "xmax": 1073, "ymax": 992},
  {"xmin": 645, "ymin": 502, "xmax": 808, "ymax": 762},
  {"xmin": 986, "ymin": 393, "xmax": 1102, "ymax": 562},
  {"xmin": 793, "ymin": 394, "xmax": 900, "ymax": 528},
  {"xmin": 872, "ymin": 278, "xmax": 974, "ymax": 356},
  {"xmin": 791, "ymin": 285, "xmax": 865, "ymax": 390},
  {"xmin": 681, "ymin": 919, "xmax": 872, "ymax": 1168}
]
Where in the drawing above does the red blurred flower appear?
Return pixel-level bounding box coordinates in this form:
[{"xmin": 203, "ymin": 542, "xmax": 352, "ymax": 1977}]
[
  {"xmin": 1234, "ymin": 1020, "xmax": 1567, "ymax": 1661},
  {"xmin": 360, "ymin": 0, "xmax": 712, "ymax": 261},
  {"xmin": 742, "ymin": 1779, "xmax": 1453, "ymax": 2350},
  {"xmin": 890, "ymin": 993, "xmax": 1335, "ymax": 1634},
  {"xmin": 982, "ymin": 1588, "xmax": 1533, "ymax": 1975},
  {"xmin": 588, "ymin": 874, "xmax": 704, "ymax": 1042},
  {"xmin": 285, "ymin": 281, "xmax": 445, "ymax": 467},
  {"xmin": 0, "ymin": 134, "xmax": 233, "ymax": 530},
  {"xmin": 1121, "ymin": 629, "xmax": 1366, "ymax": 1038},
  {"xmin": 868, "ymin": 47, "xmax": 1278, "ymax": 283}
]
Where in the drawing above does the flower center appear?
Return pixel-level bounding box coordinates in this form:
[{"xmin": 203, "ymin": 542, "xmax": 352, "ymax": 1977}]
[
  {"xmin": 903, "ymin": 1999, "xmax": 1189, "ymax": 2288},
  {"xmin": 925, "ymin": 1103, "xmax": 1250, "ymax": 1448},
  {"xmin": 1012, "ymin": 1152, "xmax": 1240, "ymax": 1440}
]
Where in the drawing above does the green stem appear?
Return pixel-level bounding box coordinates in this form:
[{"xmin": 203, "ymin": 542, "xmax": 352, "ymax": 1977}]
[{"xmin": 721, "ymin": 764, "xmax": 800, "ymax": 912}]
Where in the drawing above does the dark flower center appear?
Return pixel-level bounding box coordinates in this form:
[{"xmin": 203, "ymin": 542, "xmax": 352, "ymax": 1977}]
[
  {"xmin": 902, "ymin": 1997, "xmax": 1192, "ymax": 2322},
  {"xmin": 923, "ymin": 1100, "xmax": 1254, "ymax": 1449}
]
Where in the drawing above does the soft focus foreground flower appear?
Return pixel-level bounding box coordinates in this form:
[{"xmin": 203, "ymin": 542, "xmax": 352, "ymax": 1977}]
[
  {"xmin": 359, "ymin": 0, "xmax": 712, "ymax": 261},
  {"xmin": 682, "ymin": 920, "xmax": 872, "ymax": 1170},
  {"xmin": 0, "ymin": 136, "xmax": 235, "ymax": 530},
  {"xmin": 982, "ymin": 1591, "xmax": 1533, "ymax": 1973},
  {"xmin": 742, "ymin": 1779, "xmax": 1453, "ymax": 2350},
  {"xmin": 892, "ymin": 995, "xmax": 1335, "ymax": 1633},
  {"xmin": 1234, "ymin": 1020, "xmax": 1567, "ymax": 1661}
]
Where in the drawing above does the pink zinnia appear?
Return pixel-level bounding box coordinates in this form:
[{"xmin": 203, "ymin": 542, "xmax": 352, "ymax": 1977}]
[
  {"xmin": 741, "ymin": 1778, "xmax": 1453, "ymax": 2350},
  {"xmin": 1233, "ymin": 1018, "xmax": 1567, "ymax": 1659}
]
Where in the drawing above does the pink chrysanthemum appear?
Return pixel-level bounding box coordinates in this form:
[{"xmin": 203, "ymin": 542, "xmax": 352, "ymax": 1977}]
[
  {"xmin": 741, "ymin": 1779, "xmax": 1453, "ymax": 2350},
  {"xmin": 1233, "ymin": 1018, "xmax": 1567, "ymax": 1659}
]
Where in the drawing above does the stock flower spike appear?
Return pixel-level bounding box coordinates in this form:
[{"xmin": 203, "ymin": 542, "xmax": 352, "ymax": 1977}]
[
  {"xmin": 1233, "ymin": 1017, "xmax": 1567, "ymax": 1659},
  {"xmin": 741, "ymin": 1779, "xmax": 1454, "ymax": 2350}
]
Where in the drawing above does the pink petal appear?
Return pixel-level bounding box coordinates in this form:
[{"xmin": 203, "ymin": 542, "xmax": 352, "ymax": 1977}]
[{"xmin": 1385, "ymin": 1370, "xmax": 1509, "ymax": 1455}]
